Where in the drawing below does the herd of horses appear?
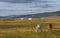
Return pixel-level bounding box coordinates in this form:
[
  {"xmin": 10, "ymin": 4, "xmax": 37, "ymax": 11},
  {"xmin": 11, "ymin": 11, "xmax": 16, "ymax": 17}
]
[{"xmin": 35, "ymin": 23, "xmax": 52, "ymax": 32}]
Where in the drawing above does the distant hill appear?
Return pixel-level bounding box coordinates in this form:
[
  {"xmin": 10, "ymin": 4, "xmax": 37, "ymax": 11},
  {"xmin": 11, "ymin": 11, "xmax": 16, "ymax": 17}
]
[{"xmin": 0, "ymin": 11, "xmax": 60, "ymax": 18}]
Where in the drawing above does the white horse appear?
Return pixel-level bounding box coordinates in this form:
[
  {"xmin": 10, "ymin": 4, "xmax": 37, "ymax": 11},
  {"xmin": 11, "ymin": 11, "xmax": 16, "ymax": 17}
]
[{"xmin": 35, "ymin": 24, "xmax": 42, "ymax": 32}]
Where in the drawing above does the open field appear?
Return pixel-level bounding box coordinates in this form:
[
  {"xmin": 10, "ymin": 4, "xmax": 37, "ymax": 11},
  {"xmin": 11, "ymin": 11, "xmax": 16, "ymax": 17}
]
[{"xmin": 0, "ymin": 18, "xmax": 60, "ymax": 38}]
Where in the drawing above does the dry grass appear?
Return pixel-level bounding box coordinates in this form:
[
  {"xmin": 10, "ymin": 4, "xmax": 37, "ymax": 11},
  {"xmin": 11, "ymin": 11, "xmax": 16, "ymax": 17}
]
[{"xmin": 0, "ymin": 18, "xmax": 60, "ymax": 38}]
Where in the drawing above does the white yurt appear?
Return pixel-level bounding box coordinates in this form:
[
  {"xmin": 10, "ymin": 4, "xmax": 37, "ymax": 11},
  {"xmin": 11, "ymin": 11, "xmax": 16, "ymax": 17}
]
[{"xmin": 28, "ymin": 18, "xmax": 32, "ymax": 20}]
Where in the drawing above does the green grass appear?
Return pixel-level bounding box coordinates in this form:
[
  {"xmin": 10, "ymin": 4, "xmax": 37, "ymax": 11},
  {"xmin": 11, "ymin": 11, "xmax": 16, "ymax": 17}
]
[
  {"xmin": 0, "ymin": 30, "xmax": 60, "ymax": 38},
  {"xmin": 0, "ymin": 19, "xmax": 60, "ymax": 38}
]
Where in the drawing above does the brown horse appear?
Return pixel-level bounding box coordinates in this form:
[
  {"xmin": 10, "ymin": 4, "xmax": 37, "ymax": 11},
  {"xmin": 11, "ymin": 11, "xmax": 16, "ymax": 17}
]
[{"xmin": 48, "ymin": 24, "xmax": 52, "ymax": 32}]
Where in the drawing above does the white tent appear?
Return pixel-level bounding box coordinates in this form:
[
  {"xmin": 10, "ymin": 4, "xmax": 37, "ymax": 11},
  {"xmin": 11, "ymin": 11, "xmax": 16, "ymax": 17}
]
[
  {"xmin": 28, "ymin": 18, "xmax": 32, "ymax": 20},
  {"xmin": 20, "ymin": 18, "xmax": 24, "ymax": 20}
]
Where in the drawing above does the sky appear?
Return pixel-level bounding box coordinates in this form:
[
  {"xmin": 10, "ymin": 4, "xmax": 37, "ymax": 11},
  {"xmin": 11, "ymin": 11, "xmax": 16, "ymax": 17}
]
[{"xmin": 0, "ymin": 0, "xmax": 60, "ymax": 16}]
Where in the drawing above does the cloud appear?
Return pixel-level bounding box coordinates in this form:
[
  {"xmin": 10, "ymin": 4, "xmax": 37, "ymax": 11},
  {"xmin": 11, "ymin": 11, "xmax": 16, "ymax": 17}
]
[
  {"xmin": 0, "ymin": 0, "xmax": 60, "ymax": 16},
  {"xmin": 0, "ymin": 0, "xmax": 34, "ymax": 3}
]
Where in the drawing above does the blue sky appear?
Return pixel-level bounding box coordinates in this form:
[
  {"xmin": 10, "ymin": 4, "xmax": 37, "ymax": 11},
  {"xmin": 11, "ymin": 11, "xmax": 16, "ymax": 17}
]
[{"xmin": 0, "ymin": 0, "xmax": 60, "ymax": 16}]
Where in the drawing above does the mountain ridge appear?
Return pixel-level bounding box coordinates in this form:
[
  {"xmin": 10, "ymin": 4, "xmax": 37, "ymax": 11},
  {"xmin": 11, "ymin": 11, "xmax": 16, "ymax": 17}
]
[{"xmin": 0, "ymin": 11, "xmax": 60, "ymax": 18}]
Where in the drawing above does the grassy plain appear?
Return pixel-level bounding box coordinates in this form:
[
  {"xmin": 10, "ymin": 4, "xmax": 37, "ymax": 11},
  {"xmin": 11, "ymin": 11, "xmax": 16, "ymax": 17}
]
[{"xmin": 0, "ymin": 18, "xmax": 60, "ymax": 38}]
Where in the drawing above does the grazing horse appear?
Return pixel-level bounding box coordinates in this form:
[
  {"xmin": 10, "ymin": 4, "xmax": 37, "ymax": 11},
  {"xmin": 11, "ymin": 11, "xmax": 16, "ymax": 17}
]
[
  {"xmin": 48, "ymin": 24, "xmax": 52, "ymax": 32},
  {"xmin": 35, "ymin": 24, "xmax": 42, "ymax": 32}
]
